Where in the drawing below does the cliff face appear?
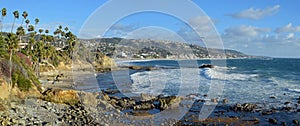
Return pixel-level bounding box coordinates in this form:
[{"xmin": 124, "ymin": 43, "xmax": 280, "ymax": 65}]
[{"xmin": 93, "ymin": 53, "xmax": 116, "ymax": 72}]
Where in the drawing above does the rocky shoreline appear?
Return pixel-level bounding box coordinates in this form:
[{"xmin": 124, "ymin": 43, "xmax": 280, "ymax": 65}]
[
  {"xmin": 1, "ymin": 87, "xmax": 300, "ymax": 125},
  {"xmin": 1, "ymin": 65, "xmax": 300, "ymax": 125}
]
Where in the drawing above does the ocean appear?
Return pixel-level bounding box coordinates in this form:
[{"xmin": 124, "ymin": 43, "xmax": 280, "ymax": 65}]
[{"xmin": 96, "ymin": 58, "xmax": 300, "ymax": 109}]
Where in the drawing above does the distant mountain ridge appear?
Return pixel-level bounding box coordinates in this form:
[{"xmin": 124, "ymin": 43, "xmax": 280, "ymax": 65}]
[{"xmin": 79, "ymin": 38, "xmax": 257, "ymax": 59}]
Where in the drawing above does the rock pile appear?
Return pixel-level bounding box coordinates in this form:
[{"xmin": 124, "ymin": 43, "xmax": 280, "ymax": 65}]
[{"xmin": 104, "ymin": 93, "xmax": 181, "ymax": 114}]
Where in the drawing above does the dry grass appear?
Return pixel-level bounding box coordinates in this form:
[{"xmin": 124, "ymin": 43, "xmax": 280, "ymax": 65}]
[
  {"xmin": 0, "ymin": 84, "xmax": 9, "ymax": 100},
  {"xmin": 0, "ymin": 102, "xmax": 5, "ymax": 111}
]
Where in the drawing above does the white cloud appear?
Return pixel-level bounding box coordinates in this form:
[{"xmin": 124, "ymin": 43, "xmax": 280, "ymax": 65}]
[
  {"xmin": 224, "ymin": 25, "xmax": 270, "ymax": 38},
  {"xmin": 104, "ymin": 23, "xmax": 139, "ymax": 38},
  {"xmin": 189, "ymin": 16, "xmax": 213, "ymax": 33},
  {"xmin": 286, "ymin": 33, "xmax": 294, "ymax": 40},
  {"xmin": 177, "ymin": 16, "xmax": 223, "ymax": 48},
  {"xmin": 275, "ymin": 23, "xmax": 300, "ymax": 33},
  {"xmin": 110, "ymin": 24, "xmax": 138, "ymax": 32},
  {"xmin": 229, "ymin": 5, "xmax": 280, "ymax": 20},
  {"xmin": 222, "ymin": 24, "xmax": 300, "ymax": 57}
]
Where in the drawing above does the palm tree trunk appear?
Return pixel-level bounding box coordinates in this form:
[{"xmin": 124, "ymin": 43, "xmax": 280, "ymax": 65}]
[
  {"xmin": 11, "ymin": 18, "xmax": 16, "ymax": 33},
  {"xmin": 1, "ymin": 17, "xmax": 4, "ymax": 34},
  {"xmin": 1, "ymin": 16, "xmax": 4, "ymax": 34},
  {"xmin": 9, "ymin": 49, "xmax": 12, "ymax": 93},
  {"xmin": 37, "ymin": 57, "xmax": 40, "ymax": 78},
  {"xmin": 21, "ymin": 18, "xmax": 24, "ymax": 27}
]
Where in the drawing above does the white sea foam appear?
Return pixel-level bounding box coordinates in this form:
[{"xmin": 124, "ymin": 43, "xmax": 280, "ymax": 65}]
[
  {"xmin": 129, "ymin": 66, "xmax": 259, "ymax": 96},
  {"xmin": 200, "ymin": 68, "xmax": 258, "ymax": 81},
  {"xmin": 287, "ymin": 88, "xmax": 300, "ymax": 93},
  {"xmin": 130, "ymin": 69, "xmax": 175, "ymax": 95},
  {"xmin": 129, "ymin": 68, "xmax": 202, "ymax": 95}
]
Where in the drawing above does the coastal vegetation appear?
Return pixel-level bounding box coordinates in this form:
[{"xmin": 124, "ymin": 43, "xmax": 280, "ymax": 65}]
[
  {"xmin": 0, "ymin": 8, "xmax": 78, "ymax": 94},
  {"xmin": 1, "ymin": 6, "xmax": 299, "ymax": 126}
]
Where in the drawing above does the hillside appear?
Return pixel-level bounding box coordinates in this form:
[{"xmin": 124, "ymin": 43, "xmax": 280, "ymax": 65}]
[{"xmin": 79, "ymin": 38, "xmax": 251, "ymax": 59}]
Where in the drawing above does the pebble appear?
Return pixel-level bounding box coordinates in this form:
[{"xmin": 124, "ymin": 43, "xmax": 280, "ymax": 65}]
[
  {"xmin": 293, "ymin": 119, "xmax": 299, "ymax": 125},
  {"xmin": 211, "ymin": 98, "xmax": 218, "ymax": 103},
  {"xmin": 281, "ymin": 122, "xmax": 287, "ymax": 126},
  {"xmin": 284, "ymin": 101, "xmax": 291, "ymax": 105},
  {"xmin": 222, "ymin": 98, "xmax": 229, "ymax": 104},
  {"xmin": 268, "ymin": 118, "xmax": 277, "ymax": 124}
]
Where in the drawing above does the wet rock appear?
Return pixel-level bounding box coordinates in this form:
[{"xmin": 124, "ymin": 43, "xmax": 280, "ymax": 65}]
[
  {"xmin": 102, "ymin": 93, "xmax": 110, "ymax": 101},
  {"xmin": 284, "ymin": 101, "xmax": 291, "ymax": 105},
  {"xmin": 253, "ymin": 117, "xmax": 260, "ymax": 124},
  {"xmin": 283, "ymin": 106, "xmax": 293, "ymax": 111},
  {"xmin": 118, "ymin": 98, "xmax": 136, "ymax": 109},
  {"xmin": 222, "ymin": 98, "xmax": 229, "ymax": 104},
  {"xmin": 268, "ymin": 118, "xmax": 277, "ymax": 124},
  {"xmin": 211, "ymin": 98, "xmax": 218, "ymax": 103},
  {"xmin": 231, "ymin": 103, "xmax": 257, "ymax": 112},
  {"xmin": 199, "ymin": 64, "xmax": 214, "ymax": 68},
  {"xmin": 269, "ymin": 96, "xmax": 276, "ymax": 99},
  {"xmin": 103, "ymin": 89, "xmax": 120, "ymax": 95},
  {"xmin": 262, "ymin": 110, "xmax": 273, "ymax": 115},
  {"xmin": 293, "ymin": 119, "xmax": 299, "ymax": 125},
  {"xmin": 158, "ymin": 96, "xmax": 181, "ymax": 110},
  {"xmin": 281, "ymin": 122, "xmax": 287, "ymax": 126},
  {"xmin": 128, "ymin": 66, "xmax": 157, "ymax": 71},
  {"xmin": 141, "ymin": 93, "xmax": 156, "ymax": 102},
  {"xmin": 133, "ymin": 103, "xmax": 154, "ymax": 110},
  {"xmin": 128, "ymin": 66, "xmax": 143, "ymax": 70}
]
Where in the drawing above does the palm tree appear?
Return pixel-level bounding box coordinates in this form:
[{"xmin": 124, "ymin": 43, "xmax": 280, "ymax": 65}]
[
  {"xmin": 21, "ymin": 11, "xmax": 28, "ymax": 27},
  {"xmin": 64, "ymin": 27, "xmax": 69, "ymax": 32},
  {"xmin": 1, "ymin": 8, "xmax": 7, "ymax": 33},
  {"xmin": 11, "ymin": 10, "xmax": 19, "ymax": 33},
  {"xmin": 27, "ymin": 25, "xmax": 34, "ymax": 32},
  {"xmin": 26, "ymin": 24, "xmax": 35, "ymax": 55},
  {"xmin": 25, "ymin": 19, "xmax": 30, "ymax": 29},
  {"xmin": 16, "ymin": 26, "xmax": 25, "ymax": 43},
  {"xmin": 45, "ymin": 29, "xmax": 49, "ymax": 34},
  {"xmin": 45, "ymin": 29, "xmax": 50, "ymax": 43},
  {"xmin": 38, "ymin": 28, "xmax": 43, "ymax": 41},
  {"xmin": 38, "ymin": 29, "xmax": 43, "ymax": 34},
  {"xmin": 34, "ymin": 41, "xmax": 45, "ymax": 78},
  {"xmin": 65, "ymin": 31, "xmax": 76, "ymax": 61},
  {"xmin": 4, "ymin": 33, "xmax": 19, "ymax": 92},
  {"xmin": 34, "ymin": 18, "xmax": 39, "ymax": 29}
]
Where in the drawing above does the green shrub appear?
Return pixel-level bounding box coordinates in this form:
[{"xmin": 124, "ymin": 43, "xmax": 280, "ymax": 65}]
[{"xmin": 12, "ymin": 71, "xmax": 32, "ymax": 91}]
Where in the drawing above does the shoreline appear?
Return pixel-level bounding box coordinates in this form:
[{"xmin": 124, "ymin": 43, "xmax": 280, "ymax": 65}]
[{"xmin": 1, "ymin": 65, "xmax": 300, "ymax": 125}]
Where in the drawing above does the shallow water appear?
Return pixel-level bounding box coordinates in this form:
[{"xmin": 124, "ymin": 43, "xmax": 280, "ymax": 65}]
[{"xmin": 96, "ymin": 58, "xmax": 300, "ymax": 108}]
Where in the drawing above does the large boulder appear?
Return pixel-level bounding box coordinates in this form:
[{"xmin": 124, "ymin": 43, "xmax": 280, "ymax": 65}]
[
  {"xmin": 41, "ymin": 88, "xmax": 79, "ymax": 105},
  {"xmin": 158, "ymin": 96, "xmax": 181, "ymax": 110}
]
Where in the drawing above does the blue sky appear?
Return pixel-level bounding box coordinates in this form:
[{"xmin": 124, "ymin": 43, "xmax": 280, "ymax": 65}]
[{"xmin": 1, "ymin": 0, "xmax": 300, "ymax": 58}]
